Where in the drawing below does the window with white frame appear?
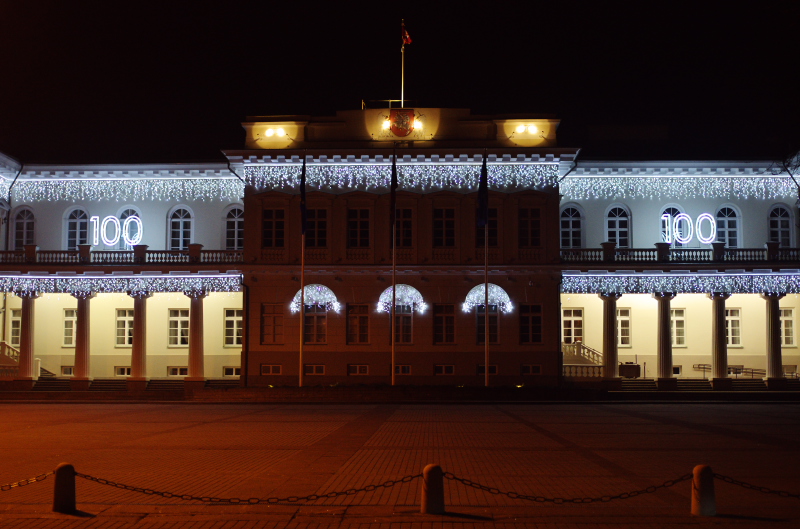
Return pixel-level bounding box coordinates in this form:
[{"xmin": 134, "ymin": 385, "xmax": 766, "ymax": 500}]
[
  {"xmin": 117, "ymin": 208, "xmax": 141, "ymax": 250},
  {"xmin": 260, "ymin": 304, "xmax": 284, "ymax": 344},
  {"xmin": 605, "ymin": 206, "xmax": 630, "ymax": 248},
  {"xmin": 223, "ymin": 366, "xmax": 241, "ymax": 376},
  {"xmin": 114, "ymin": 366, "xmax": 132, "ymax": 376},
  {"xmin": 560, "ymin": 206, "xmax": 582, "ymax": 249},
  {"xmin": 63, "ymin": 309, "xmax": 77, "ymax": 347},
  {"xmin": 395, "ymin": 304, "xmax": 413, "ymax": 344},
  {"xmin": 168, "ymin": 366, "xmax": 188, "ymax": 376},
  {"xmin": 348, "ymin": 364, "xmax": 369, "ymax": 375},
  {"xmin": 617, "ymin": 308, "xmax": 631, "ymax": 346},
  {"xmin": 780, "ymin": 308, "xmax": 794, "ymax": 346},
  {"xmin": 769, "ymin": 206, "xmax": 792, "ymax": 247},
  {"xmin": 61, "ymin": 366, "xmax": 74, "ymax": 376},
  {"xmin": 225, "ymin": 207, "xmax": 244, "ymax": 250},
  {"xmin": 660, "ymin": 206, "xmax": 686, "ymax": 247},
  {"xmin": 65, "ymin": 208, "xmax": 88, "ymax": 250},
  {"xmin": 9, "ymin": 309, "xmax": 21, "ymax": 348},
  {"xmin": 224, "ymin": 309, "xmax": 243, "ymax": 346},
  {"xmin": 168, "ymin": 309, "xmax": 190, "ymax": 346},
  {"xmin": 116, "ymin": 309, "xmax": 134, "ymax": 346},
  {"xmin": 14, "ymin": 208, "xmax": 35, "ymax": 250},
  {"xmin": 562, "ymin": 308, "xmax": 583, "ymax": 343},
  {"xmin": 303, "ymin": 305, "xmax": 327, "ymax": 343},
  {"xmin": 169, "ymin": 208, "xmax": 192, "ymax": 250},
  {"xmin": 261, "ymin": 364, "xmax": 281, "ymax": 375},
  {"xmin": 671, "ymin": 308, "xmax": 686, "ymax": 346},
  {"xmin": 725, "ymin": 308, "xmax": 742, "ymax": 346},
  {"xmin": 716, "ymin": 207, "xmax": 739, "ymax": 248},
  {"xmin": 304, "ymin": 364, "xmax": 325, "ymax": 375}
]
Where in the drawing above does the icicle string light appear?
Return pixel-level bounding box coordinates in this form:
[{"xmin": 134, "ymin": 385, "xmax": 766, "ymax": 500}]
[
  {"xmin": 245, "ymin": 164, "xmax": 559, "ymax": 192},
  {"xmin": 377, "ymin": 285, "xmax": 428, "ymax": 313},
  {"xmin": 561, "ymin": 271, "xmax": 800, "ymax": 294},
  {"xmin": 3, "ymin": 273, "xmax": 242, "ymax": 294},
  {"xmin": 462, "ymin": 283, "xmax": 514, "ymax": 313},
  {"xmin": 12, "ymin": 179, "xmax": 244, "ymax": 203},
  {"xmin": 290, "ymin": 284, "xmax": 342, "ymax": 313},
  {"xmin": 561, "ymin": 176, "xmax": 795, "ymax": 201}
]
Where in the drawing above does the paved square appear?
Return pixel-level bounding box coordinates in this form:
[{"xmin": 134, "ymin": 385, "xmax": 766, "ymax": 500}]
[{"xmin": 0, "ymin": 402, "xmax": 798, "ymax": 528}]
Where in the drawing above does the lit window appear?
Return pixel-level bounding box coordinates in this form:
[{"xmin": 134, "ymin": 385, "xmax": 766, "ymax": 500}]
[
  {"xmin": 223, "ymin": 367, "xmax": 241, "ymax": 376},
  {"xmin": 66, "ymin": 208, "xmax": 88, "ymax": 250},
  {"xmin": 671, "ymin": 309, "xmax": 685, "ymax": 346},
  {"xmin": 168, "ymin": 309, "xmax": 190, "ymax": 346},
  {"xmin": 9, "ymin": 309, "xmax": 21, "ymax": 348},
  {"xmin": 168, "ymin": 366, "xmax": 188, "ymax": 376},
  {"xmin": 716, "ymin": 207, "xmax": 739, "ymax": 248},
  {"xmin": 560, "ymin": 207, "xmax": 582, "ymax": 249},
  {"xmin": 169, "ymin": 208, "xmax": 192, "ymax": 250},
  {"xmin": 116, "ymin": 309, "xmax": 134, "ymax": 347},
  {"xmin": 117, "ymin": 208, "xmax": 141, "ymax": 250},
  {"xmin": 224, "ymin": 309, "xmax": 243, "ymax": 346},
  {"xmin": 63, "ymin": 309, "xmax": 77, "ymax": 347},
  {"xmin": 14, "ymin": 209, "xmax": 35, "ymax": 250},
  {"xmin": 225, "ymin": 207, "xmax": 244, "ymax": 250},
  {"xmin": 725, "ymin": 308, "xmax": 741, "ymax": 346},
  {"xmin": 605, "ymin": 207, "xmax": 630, "ymax": 248},
  {"xmin": 661, "ymin": 207, "xmax": 686, "ymax": 247},
  {"xmin": 617, "ymin": 308, "xmax": 631, "ymax": 346},
  {"xmin": 562, "ymin": 308, "xmax": 583, "ymax": 344},
  {"xmin": 780, "ymin": 308, "xmax": 794, "ymax": 346},
  {"xmin": 115, "ymin": 366, "xmax": 132, "ymax": 376}
]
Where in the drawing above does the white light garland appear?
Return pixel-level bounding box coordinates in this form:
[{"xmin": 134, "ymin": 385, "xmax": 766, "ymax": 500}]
[
  {"xmin": 561, "ymin": 176, "xmax": 796, "ymax": 201},
  {"xmin": 377, "ymin": 285, "xmax": 428, "ymax": 313},
  {"xmin": 462, "ymin": 283, "xmax": 514, "ymax": 313},
  {"xmin": 290, "ymin": 284, "xmax": 341, "ymax": 313},
  {"xmin": 561, "ymin": 271, "xmax": 800, "ymax": 294},
  {"xmin": 244, "ymin": 164, "xmax": 559, "ymax": 193},
  {"xmin": 12, "ymin": 179, "xmax": 244, "ymax": 203},
  {"xmin": 3, "ymin": 273, "xmax": 242, "ymax": 294}
]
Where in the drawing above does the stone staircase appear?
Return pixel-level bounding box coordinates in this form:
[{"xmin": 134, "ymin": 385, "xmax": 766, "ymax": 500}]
[
  {"xmin": 146, "ymin": 379, "xmax": 184, "ymax": 391},
  {"xmin": 676, "ymin": 379, "xmax": 712, "ymax": 391},
  {"xmin": 620, "ymin": 379, "xmax": 657, "ymax": 391},
  {"xmin": 88, "ymin": 379, "xmax": 127, "ymax": 391},
  {"xmin": 730, "ymin": 379, "xmax": 768, "ymax": 391},
  {"xmin": 32, "ymin": 378, "xmax": 71, "ymax": 391},
  {"xmin": 204, "ymin": 379, "xmax": 240, "ymax": 389}
]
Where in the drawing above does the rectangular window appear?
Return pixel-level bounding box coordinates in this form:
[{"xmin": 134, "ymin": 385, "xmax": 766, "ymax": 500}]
[
  {"xmin": 116, "ymin": 309, "xmax": 134, "ymax": 347},
  {"xmin": 477, "ymin": 365, "xmax": 498, "ymax": 375},
  {"xmin": 434, "ymin": 364, "xmax": 455, "ymax": 375},
  {"xmin": 518, "ymin": 208, "xmax": 541, "ymax": 248},
  {"xmin": 223, "ymin": 367, "xmax": 241, "ymax": 376},
  {"xmin": 347, "ymin": 304, "xmax": 369, "ymax": 344},
  {"xmin": 304, "ymin": 364, "xmax": 325, "ymax": 375},
  {"xmin": 304, "ymin": 305, "xmax": 327, "ymax": 343},
  {"xmin": 348, "ymin": 364, "xmax": 369, "ymax": 375},
  {"xmin": 672, "ymin": 365, "xmax": 682, "ymax": 376},
  {"xmin": 394, "ymin": 305, "xmax": 413, "ymax": 344},
  {"xmin": 617, "ymin": 308, "xmax": 631, "ymax": 346},
  {"xmin": 260, "ymin": 364, "xmax": 282, "ymax": 375},
  {"xmin": 671, "ymin": 309, "xmax": 686, "ymax": 346},
  {"xmin": 260, "ymin": 304, "xmax": 284, "ymax": 344},
  {"xmin": 476, "ymin": 208, "xmax": 498, "ymax": 247},
  {"xmin": 9, "ymin": 309, "xmax": 21, "ymax": 348},
  {"xmin": 780, "ymin": 308, "xmax": 794, "ymax": 346},
  {"xmin": 114, "ymin": 366, "xmax": 132, "ymax": 376},
  {"xmin": 347, "ymin": 209, "xmax": 370, "ymax": 248},
  {"xmin": 61, "ymin": 366, "xmax": 74, "ymax": 376},
  {"xmin": 433, "ymin": 304, "xmax": 455, "ymax": 344},
  {"xmin": 395, "ymin": 209, "xmax": 413, "ymax": 248},
  {"xmin": 433, "ymin": 208, "xmax": 456, "ymax": 247},
  {"xmin": 225, "ymin": 208, "xmax": 244, "ymax": 250},
  {"xmin": 520, "ymin": 304, "xmax": 543, "ymax": 344},
  {"xmin": 224, "ymin": 309, "xmax": 243, "ymax": 346},
  {"xmin": 477, "ymin": 305, "xmax": 498, "ymax": 345},
  {"xmin": 168, "ymin": 309, "xmax": 190, "ymax": 346},
  {"xmin": 725, "ymin": 308, "xmax": 741, "ymax": 346},
  {"xmin": 305, "ymin": 209, "xmax": 327, "ymax": 248},
  {"xmin": 262, "ymin": 209, "xmax": 285, "ymax": 248},
  {"xmin": 63, "ymin": 309, "xmax": 77, "ymax": 347},
  {"xmin": 521, "ymin": 364, "xmax": 542, "ymax": 375},
  {"xmin": 395, "ymin": 365, "xmax": 411, "ymax": 375},
  {"xmin": 168, "ymin": 366, "xmax": 188, "ymax": 376},
  {"xmin": 562, "ymin": 308, "xmax": 583, "ymax": 343}
]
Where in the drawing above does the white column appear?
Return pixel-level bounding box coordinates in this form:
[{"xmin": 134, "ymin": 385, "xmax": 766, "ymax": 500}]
[
  {"xmin": 71, "ymin": 291, "xmax": 95, "ymax": 380},
  {"xmin": 761, "ymin": 292, "xmax": 786, "ymax": 380},
  {"xmin": 708, "ymin": 292, "xmax": 731, "ymax": 380},
  {"xmin": 599, "ymin": 292, "xmax": 622, "ymax": 379},
  {"xmin": 16, "ymin": 291, "xmax": 39, "ymax": 380},
  {"xmin": 128, "ymin": 291, "xmax": 152, "ymax": 380},
  {"xmin": 653, "ymin": 291, "xmax": 676, "ymax": 381},
  {"xmin": 185, "ymin": 290, "xmax": 207, "ymax": 380}
]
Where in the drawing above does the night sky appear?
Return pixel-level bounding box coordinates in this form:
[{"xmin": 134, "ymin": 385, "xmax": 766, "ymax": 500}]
[{"xmin": 1, "ymin": 1, "xmax": 797, "ymax": 164}]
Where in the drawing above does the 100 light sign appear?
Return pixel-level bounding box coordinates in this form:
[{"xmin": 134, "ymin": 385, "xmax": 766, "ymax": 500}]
[
  {"xmin": 661, "ymin": 212, "xmax": 717, "ymax": 245},
  {"xmin": 89, "ymin": 215, "xmax": 143, "ymax": 247}
]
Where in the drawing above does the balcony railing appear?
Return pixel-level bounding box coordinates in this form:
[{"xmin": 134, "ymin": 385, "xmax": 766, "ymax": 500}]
[
  {"xmin": 561, "ymin": 241, "xmax": 796, "ymax": 264},
  {"xmin": 2, "ymin": 245, "xmax": 243, "ymax": 266}
]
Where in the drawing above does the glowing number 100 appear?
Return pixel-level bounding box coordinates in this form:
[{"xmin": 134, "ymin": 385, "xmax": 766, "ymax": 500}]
[
  {"xmin": 661, "ymin": 213, "xmax": 717, "ymax": 244},
  {"xmin": 90, "ymin": 215, "xmax": 143, "ymax": 247}
]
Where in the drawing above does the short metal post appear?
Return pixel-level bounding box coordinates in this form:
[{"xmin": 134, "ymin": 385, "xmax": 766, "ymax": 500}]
[
  {"xmin": 420, "ymin": 464, "xmax": 445, "ymax": 514},
  {"xmin": 691, "ymin": 465, "xmax": 715, "ymax": 516},
  {"xmin": 53, "ymin": 463, "xmax": 76, "ymax": 514}
]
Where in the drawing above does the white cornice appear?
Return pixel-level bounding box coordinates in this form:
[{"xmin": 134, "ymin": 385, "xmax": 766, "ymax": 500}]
[{"xmin": 570, "ymin": 160, "xmax": 776, "ymax": 176}]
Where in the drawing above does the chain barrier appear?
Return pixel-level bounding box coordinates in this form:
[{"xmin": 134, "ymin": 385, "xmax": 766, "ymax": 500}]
[
  {"xmin": 443, "ymin": 471, "xmax": 693, "ymax": 504},
  {"xmin": 714, "ymin": 473, "xmax": 800, "ymax": 500},
  {"xmin": 76, "ymin": 472, "xmax": 422, "ymax": 504},
  {"xmin": 0, "ymin": 471, "xmax": 54, "ymax": 492}
]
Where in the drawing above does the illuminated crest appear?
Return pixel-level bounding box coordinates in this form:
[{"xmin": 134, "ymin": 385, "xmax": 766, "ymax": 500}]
[{"xmin": 389, "ymin": 108, "xmax": 415, "ymax": 137}]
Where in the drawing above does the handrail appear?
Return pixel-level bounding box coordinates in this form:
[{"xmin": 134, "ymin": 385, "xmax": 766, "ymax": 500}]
[
  {"xmin": 562, "ymin": 342, "xmax": 603, "ymax": 364},
  {"xmin": 0, "ymin": 341, "xmax": 20, "ymax": 362}
]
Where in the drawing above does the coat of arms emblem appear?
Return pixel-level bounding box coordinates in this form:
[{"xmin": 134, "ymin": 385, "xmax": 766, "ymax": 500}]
[{"xmin": 389, "ymin": 109, "xmax": 415, "ymax": 137}]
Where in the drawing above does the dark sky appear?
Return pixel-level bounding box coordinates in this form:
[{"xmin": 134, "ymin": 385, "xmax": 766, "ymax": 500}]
[{"xmin": 1, "ymin": 1, "xmax": 797, "ymax": 164}]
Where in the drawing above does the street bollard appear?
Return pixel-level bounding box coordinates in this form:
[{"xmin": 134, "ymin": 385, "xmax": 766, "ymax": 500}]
[
  {"xmin": 691, "ymin": 464, "xmax": 716, "ymax": 516},
  {"xmin": 420, "ymin": 464, "xmax": 445, "ymax": 514},
  {"xmin": 52, "ymin": 463, "xmax": 76, "ymax": 514}
]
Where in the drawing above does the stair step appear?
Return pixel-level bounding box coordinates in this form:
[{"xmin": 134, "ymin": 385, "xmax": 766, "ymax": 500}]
[
  {"xmin": 32, "ymin": 379, "xmax": 71, "ymax": 391},
  {"xmin": 88, "ymin": 379, "xmax": 127, "ymax": 391},
  {"xmin": 146, "ymin": 380, "xmax": 184, "ymax": 391},
  {"xmin": 204, "ymin": 379, "xmax": 240, "ymax": 389}
]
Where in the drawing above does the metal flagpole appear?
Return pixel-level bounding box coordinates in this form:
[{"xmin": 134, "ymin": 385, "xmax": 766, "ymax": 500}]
[
  {"xmin": 391, "ymin": 147, "xmax": 398, "ymax": 385},
  {"xmin": 401, "ymin": 20, "xmax": 411, "ymax": 107},
  {"xmin": 479, "ymin": 152, "xmax": 490, "ymax": 387},
  {"xmin": 298, "ymin": 153, "xmax": 307, "ymax": 388}
]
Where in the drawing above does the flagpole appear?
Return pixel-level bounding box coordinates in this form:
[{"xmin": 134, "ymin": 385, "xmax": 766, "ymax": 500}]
[
  {"xmin": 391, "ymin": 147, "xmax": 398, "ymax": 385},
  {"xmin": 401, "ymin": 24, "xmax": 405, "ymax": 107},
  {"xmin": 298, "ymin": 154, "xmax": 307, "ymax": 388},
  {"xmin": 484, "ymin": 224, "xmax": 489, "ymax": 388}
]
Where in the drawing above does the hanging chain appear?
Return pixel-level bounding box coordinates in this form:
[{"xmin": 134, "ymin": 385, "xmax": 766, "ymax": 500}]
[
  {"xmin": 714, "ymin": 473, "xmax": 800, "ymax": 500},
  {"xmin": 1, "ymin": 472, "xmax": 54, "ymax": 492}
]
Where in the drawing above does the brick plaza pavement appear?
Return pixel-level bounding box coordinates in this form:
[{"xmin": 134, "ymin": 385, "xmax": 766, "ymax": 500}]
[{"xmin": 0, "ymin": 402, "xmax": 798, "ymax": 528}]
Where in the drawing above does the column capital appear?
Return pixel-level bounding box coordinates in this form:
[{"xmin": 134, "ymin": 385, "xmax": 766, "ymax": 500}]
[
  {"xmin": 14, "ymin": 290, "xmax": 40, "ymax": 300},
  {"xmin": 184, "ymin": 289, "xmax": 207, "ymax": 300},
  {"xmin": 71, "ymin": 291, "xmax": 96, "ymax": 301},
  {"xmin": 707, "ymin": 292, "xmax": 731, "ymax": 301},
  {"xmin": 652, "ymin": 291, "xmax": 675, "ymax": 301},
  {"xmin": 598, "ymin": 292, "xmax": 622, "ymax": 301},
  {"xmin": 128, "ymin": 290, "xmax": 153, "ymax": 300},
  {"xmin": 761, "ymin": 292, "xmax": 786, "ymax": 301}
]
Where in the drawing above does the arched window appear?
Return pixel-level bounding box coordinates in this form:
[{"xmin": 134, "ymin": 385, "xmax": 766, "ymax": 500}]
[
  {"xmin": 560, "ymin": 206, "xmax": 583, "ymax": 248},
  {"xmin": 13, "ymin": 208, "xmax": 35, "ymax": 250},
  {"xmin": 117, "ymin": 208, "xmax": 142, "ymax": 250},
  {"xmin": 65, "ymin": 208, "xmax": 88, "ymax": 250},
  {"xmin": 605, "ymin": 206, "xmax": 630, "ymax": 248},
  {"xmin": 169, "ymin": 207, "xmax": 193, "ymax": 250},
  {"xmin": 225, "ymin": 206, "xmax": 244, "ymax": 250},
  {"xmin": 660, "ymin": 206, "xmax": 687, "ymax": 247},
  {"xmin": 716, "ymin": 207, "xmax": 739, "ymax": 248},
  {"xmin": 769, "ymin": 205, "xmax": 792, "ymax": 247}
]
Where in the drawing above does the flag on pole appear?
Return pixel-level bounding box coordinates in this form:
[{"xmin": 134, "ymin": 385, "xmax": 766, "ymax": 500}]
[
  {"xmin": 300, "ymin": 154, "xmax": 307, "ymax": 234},
  {"xmin": 401, "ymin": 21, "xmax": 412, "ymax": 48},
  {"xmin": 477, "ymin": 152, "xmax": 489, "ymax": 228},
  {"xmin": 390, "ymin": 149, "xmax": 398, "ymax": 248}
]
